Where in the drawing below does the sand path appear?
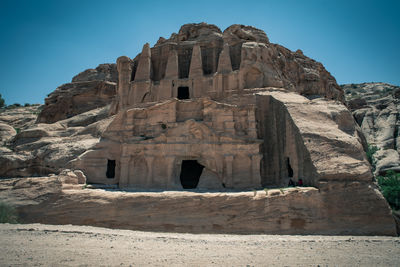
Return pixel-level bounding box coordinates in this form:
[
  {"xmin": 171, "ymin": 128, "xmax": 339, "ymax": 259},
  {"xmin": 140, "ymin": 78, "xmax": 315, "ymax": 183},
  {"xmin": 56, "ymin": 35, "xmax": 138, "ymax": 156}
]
[{"xmin": 1, "ymin": 223, "xmax": 399, "ymax": 266}]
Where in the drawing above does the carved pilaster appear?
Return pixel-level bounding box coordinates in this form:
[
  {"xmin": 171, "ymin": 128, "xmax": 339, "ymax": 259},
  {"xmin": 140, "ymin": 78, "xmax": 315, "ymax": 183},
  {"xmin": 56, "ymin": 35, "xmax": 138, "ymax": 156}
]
[
  {"xmin": 145, "ymin": 156, "xmax": 154, "ymax": 187},
  {"xmin": 119, "ymin": 156, "xmax": 131, "ymax": 187},
  {"xmin": 224, "ymin": 155, "xmax": 234, "ymax": 188},
  {"xmin": 251, "ymin": 154, "xmax": 262, "ymax": 187}
]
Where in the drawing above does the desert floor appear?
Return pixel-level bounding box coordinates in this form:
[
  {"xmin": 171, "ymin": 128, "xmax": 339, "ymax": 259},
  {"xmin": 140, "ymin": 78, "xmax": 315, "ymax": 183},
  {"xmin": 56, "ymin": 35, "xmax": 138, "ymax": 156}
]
[{"xmin": 0, "ymin": 223, "xmax": 399, "ymax": 266}]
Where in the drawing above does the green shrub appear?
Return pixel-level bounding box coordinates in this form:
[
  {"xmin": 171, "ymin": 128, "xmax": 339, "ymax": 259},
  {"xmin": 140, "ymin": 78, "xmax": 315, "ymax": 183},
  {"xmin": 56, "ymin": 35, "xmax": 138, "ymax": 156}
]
[
  {"xmin": 366, "ymin": 145, "xmax": 378, "ymax": 166},
  {"xmin": 0, "ymin": 202, "xmax": 18, "ymax": 223},
  {"xmin": 377, "ymin": 171, "xmax": 400, "ymax": 210},
  {"xmin": 0, "ymin": 93, "xmax": 5, "ymax": 108}
]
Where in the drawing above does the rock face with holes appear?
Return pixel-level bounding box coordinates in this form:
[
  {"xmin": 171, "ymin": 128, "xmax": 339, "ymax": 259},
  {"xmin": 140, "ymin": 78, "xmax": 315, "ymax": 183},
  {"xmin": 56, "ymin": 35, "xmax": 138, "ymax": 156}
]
[{"xmin": 343, "ymin": 82, "xmax": 400, "ymax": 175}]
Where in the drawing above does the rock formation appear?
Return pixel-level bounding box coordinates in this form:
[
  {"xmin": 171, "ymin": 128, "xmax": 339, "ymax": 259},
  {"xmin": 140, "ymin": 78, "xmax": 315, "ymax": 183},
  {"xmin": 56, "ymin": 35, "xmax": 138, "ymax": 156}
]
[
  {"xmin": 343, "ymin": 82, "xmax": 400, "ymax": 175},
  {"xmin": 0, "ymin": 175, "xmax": 395, "ymax": 235},
  {"xmin": 0, "ymin": 106, "xmax": 113, "ymax": 177},
  {"xmin": 74, "ymin": 23, "xmax": 350, "ymax": 191},
  {"xmin": 0, "ymin": 23, "xmax": 396, "ymax": 235},
  {"xmin": 37, "ymin": 64, "xmax": 117, "ymax": 123}
]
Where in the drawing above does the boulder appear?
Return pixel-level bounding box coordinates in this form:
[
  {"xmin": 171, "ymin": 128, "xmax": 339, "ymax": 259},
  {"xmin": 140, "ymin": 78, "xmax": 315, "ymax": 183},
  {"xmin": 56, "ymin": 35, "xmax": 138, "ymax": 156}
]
[{"xmin": 0, "ymin": 123, "xmax": 16, "ymax": 143}]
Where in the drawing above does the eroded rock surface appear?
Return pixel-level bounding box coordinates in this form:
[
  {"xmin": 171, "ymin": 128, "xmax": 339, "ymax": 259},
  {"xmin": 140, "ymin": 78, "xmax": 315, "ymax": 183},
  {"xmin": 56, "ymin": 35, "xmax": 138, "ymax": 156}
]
[
  {"xmin": 0, "ymin": 176, "xmax": 396, "ymax": 235},
  {"xmin": 37, "ymin": 64, "xmax": 117, "ymax": 124},
  {"xmin": 343, "ymin": 82, "xmax": 400, "ymax": 175},
  {"xmin": 0, "ymin": 106, "xmax": 113, "ymax": 177}
]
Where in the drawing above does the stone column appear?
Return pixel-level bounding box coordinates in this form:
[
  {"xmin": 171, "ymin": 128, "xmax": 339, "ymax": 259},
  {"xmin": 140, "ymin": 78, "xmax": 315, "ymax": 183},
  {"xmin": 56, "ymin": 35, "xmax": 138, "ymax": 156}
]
[
  {"xmin": 251, "ymin": 154, "xmax": 262, "ymax": 187},
  {"xmin": 165, "ymin": 157, "xmax": 177, "ymax": 189},
  {"xmin": 119, "ymin": 156, "xmax": 131, "ymax": 187},
  {"xmin": 224, "ymin": 155, "xmax": 234, "ymax": 188},
  {"xmin": 145, "ymin": 156, "xmax": 154, "ymax": 187},
  {"xmin": 247, "ymin": 109, "xmax": 258, "ymax": 138},
  {"xmin": 116, "ymin": 56, "xmax": 132, "ymax": 110}
]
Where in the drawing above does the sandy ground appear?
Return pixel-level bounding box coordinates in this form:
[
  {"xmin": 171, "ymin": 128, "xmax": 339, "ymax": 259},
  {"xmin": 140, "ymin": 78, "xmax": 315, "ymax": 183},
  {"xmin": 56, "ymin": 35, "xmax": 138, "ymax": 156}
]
[{"xmin": 0, "ymin": 224, "xmax": 399, "ymax": 266}]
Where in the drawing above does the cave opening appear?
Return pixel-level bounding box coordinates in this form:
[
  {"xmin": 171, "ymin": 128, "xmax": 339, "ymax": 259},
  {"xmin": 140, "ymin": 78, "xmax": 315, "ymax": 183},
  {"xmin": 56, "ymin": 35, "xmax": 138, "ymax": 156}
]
[
  {"xmin": 177, "ymin": 86, "xmax": 190, "ymax": 99},
  {"xmin": 106, "ymin": 159, "xmax": 116, "ymax": 179},
  {"xmin": 286, "ymin": 157, "xmax": 293, "ymax": 178},
  {"xmin": 180, "ymin": 160, "xmax": 204, "ymax": 189}
]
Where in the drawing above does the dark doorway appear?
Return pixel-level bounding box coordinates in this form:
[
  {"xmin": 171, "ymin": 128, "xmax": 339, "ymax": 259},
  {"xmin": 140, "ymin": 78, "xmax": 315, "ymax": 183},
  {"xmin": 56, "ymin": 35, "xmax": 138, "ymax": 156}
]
[
  {"xmin": 177, "ymin": 87, "xmax": 190, "ymax": 99},
  {"xmin": 180, "ymin": 160, "xmax": 204, "ymax": 189},
  {"xmin": 286, "ymin": 158, "xmax": 293, "ymax": 178},
  {"xmin": 106, "ymin": 159, "xmax": 116, "ymax": 178}
]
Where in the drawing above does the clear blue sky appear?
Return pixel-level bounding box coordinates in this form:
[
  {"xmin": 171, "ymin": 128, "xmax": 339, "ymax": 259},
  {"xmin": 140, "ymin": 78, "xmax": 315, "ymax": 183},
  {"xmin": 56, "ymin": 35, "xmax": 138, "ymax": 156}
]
[{"xmin": 0, "ymin": 0, "xmax": 399, "ymax": 105}]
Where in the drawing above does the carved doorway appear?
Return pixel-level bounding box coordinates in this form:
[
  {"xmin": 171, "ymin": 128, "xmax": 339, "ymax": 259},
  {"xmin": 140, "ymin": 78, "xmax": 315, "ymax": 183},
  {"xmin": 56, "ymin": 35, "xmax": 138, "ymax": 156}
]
[{"xmin": 180, "ymin": 160, "xmax": 204, "ymax": 189}]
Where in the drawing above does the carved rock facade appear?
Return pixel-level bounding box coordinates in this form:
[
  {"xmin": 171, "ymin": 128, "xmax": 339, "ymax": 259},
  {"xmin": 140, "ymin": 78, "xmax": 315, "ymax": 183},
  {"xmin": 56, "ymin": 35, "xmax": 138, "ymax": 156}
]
[{"xmin": 74, "ymin": 23, "xmax": 372, "ymax": 192}]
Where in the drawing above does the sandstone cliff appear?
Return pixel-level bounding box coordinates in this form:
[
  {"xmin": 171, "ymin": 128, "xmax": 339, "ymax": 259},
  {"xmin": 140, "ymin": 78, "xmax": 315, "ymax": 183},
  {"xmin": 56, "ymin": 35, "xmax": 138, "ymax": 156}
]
[
  {"xmin": 37, "ymin": 64, "xmax": 117, "ymax": 123},
  {"xmin": 343, "ymin": 82, "xmax": 400, "ymax": 175}
]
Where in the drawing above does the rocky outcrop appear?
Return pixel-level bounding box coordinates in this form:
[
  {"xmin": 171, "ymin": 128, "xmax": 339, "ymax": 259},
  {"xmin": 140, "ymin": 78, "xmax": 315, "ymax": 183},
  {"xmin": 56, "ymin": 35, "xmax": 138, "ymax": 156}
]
[
  {"xmin": 0, "ymin": 176, "xmax": 396, "ymax": 235},
  {"xmin": 256, "ymin": 89, "xmax": 370, "ymax": 187},
  {"xmin": 37, "ymin": 64, "xmax": 117, "ymax": 124},
  {"xmin": 71, "ymin": 63, "xmax": 118, "ymax": 83},
  {"xmin": 343, "ymin": 82, "xmax": 400, "ymax": 175},
  {"xmin": 0, "ymin": 105, "xmax": 41, "ymax": 130},
  {"xmin": 0, "ymin": 106, "xmax": 113, "ymax": 177}
]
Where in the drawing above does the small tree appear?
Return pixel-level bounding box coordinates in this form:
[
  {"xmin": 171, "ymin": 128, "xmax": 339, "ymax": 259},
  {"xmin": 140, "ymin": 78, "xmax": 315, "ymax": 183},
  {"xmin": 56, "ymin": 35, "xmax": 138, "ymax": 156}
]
[
  {"xmin": 366, "ymin": 145, "xmax": 378, "ymax": 166},
  {"xmin": 377, "ymin": 171, "xmax": 400, "ymax": 210},
  {"xmin": 0, "ymin": 93, "xmax": 5, "ymax": 108}
]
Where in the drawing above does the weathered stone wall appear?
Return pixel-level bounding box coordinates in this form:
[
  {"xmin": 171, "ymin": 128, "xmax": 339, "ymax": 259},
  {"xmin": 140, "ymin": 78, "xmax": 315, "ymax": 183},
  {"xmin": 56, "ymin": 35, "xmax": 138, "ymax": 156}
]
[
  {"xmin": 256, "ymin": 93, "xmax": 317, "ymax": 187},
  {"xmin": 1, "ymin": 177, "xmax": 395, "ymax": 236}
]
